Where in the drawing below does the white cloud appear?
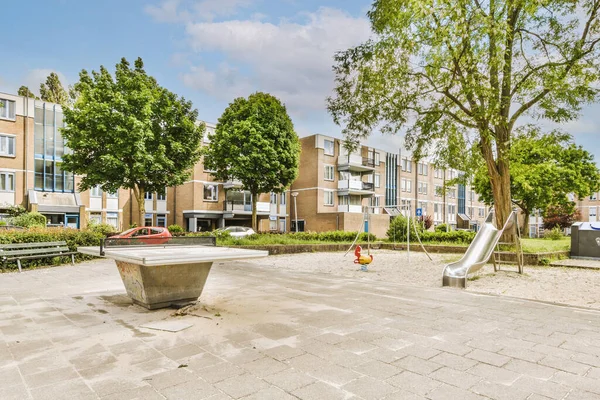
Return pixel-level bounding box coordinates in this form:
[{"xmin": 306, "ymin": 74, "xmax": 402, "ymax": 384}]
[
  {"xmin": 145, "ymin": 0, "xmax": 253, "ymax": 23},
  {"xmin": 181, "ymin": 7, "xmax": 371, "ymax": 116}
]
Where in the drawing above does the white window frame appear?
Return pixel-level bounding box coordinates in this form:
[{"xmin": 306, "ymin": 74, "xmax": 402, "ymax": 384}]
[
  {"xmin": 157, "ymin": 189, "xmax": 166, "ymax": 201},
  {"xmin": 374, "ymin": 152, "xmax": 380, "ymax": 165},
  {"xmin": 270, "ymin": 192, "xmax": 277, "ymax": 204},
  {"xmin": 106, "ymin": 212, "xmax": 119, "ymax": 229},
  {"xmin": 107, "ymin": 190, "xmax": 119, "ymax": 199},
  {"xmin": 144, "ymin": 213, "xmax": 153, "ymax": 226},
  {"xmin": 281, "ymin": 193, "xmax": 286, "ymax": 205},
  {"xmin": 144, "ymin": 191, "xmax": 153, "ymax": 200},
  {"xmin": 418, "ymin": 182, "xmax": 427, "ymax": 195},
  {"xmin": 90, "ymin": 185, "xmax": 102, "ymax": 197},
  {"xmin": 591, "ymin": 193, "xmax": 598, "ymax": 201},
  {"xmin": 590, "ymin": 207, "xmax": 597, "ymax": 217},
  {"xmin": 0, "ymin": 172, "xmax": 15, "ymax": 192},
  {"xmin": 156, "ymin": 214, "xmax": 167, "ymax": 227},
  {"xmin": 374, "ymin": 173, "xmax": 381, "ymax": 188},
  {"xmin": 324, "ymin": 139, "xmax": 334, "ymax": 156},
  {"xmin": 324, "ymin": 164, "xmax": 335, "ymax": 181},
  {"xmin": 0, "ymin": 99, "xmax": 16, "ymax": 121},
  {"xmin": 0, "ymin": 134, "xmax": 16, "ymax": 157},
  {"xmin": 203, "ymin": 184, "xmax": 218, "ymax": 202},
  {"xmin": 479, "ymin": 208, "xmax": 485, "ymax": 217},
  {"xmin": 324, "ymin": 190, "xmax": 334, "ymax": 206},
  {"xmin": 89, "ymin": 212, "xmax": 102, "ymax": 225}
]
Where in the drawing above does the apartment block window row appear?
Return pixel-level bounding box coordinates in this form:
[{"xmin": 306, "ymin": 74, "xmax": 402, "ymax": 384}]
[
  {"xmin": 418, "ymin": 182, "xmax": 427, "ymax": 195},
  {"xmin": 401, "ymin": 178, "xmax": 412, "ymax": 193},
  {"xmin": 324, "ymin": 139, "xmax": 334, "ymax": 156},
  {"xmin": 418, "ymin": 162, "xmax": 428, "ymax": 176},
  {"xmin": 0, "ymin": 135, "xmax": 16, "ymax": 157},
  {"xmin": 324, "ymin": 190, "xmax": 334, "ymax": 206},
  {"xmin": 0, "ymin": 172, "xmax": 15, "ymax": 192},
  {"xmin": 324, "ymin": 165, "xmax": 334, "ymax": 181},
  {"xmin": 434, "ymin": 168, "xmax": 444, "ymax": 179},
  {"xmin": 0, "ymin": 99, "xmax": 16, "ymax": 120}
]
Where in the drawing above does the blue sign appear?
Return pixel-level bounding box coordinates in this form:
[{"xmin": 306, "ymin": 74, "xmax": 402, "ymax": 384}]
[{"xmin": 416, "ymin": 208, "xmax": 423, "ymax": 217}]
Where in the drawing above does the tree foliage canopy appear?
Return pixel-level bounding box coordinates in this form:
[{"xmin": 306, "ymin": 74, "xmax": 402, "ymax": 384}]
[
  {"xmin": 473, "ymin": 128, "xmax": 599, "ymax": 231},
  {"xmin": 327, "ymin": 0, "xmax": 600, "ymax": 227},
  {"xmin": 18, "ymin": 86, "xmax": 38, "ymax": 99},
  {"xmin": 40, "ymin": 72, "xmax": 68, "ymax": 106},
  {"xmin": 203, "ymin": 92, "xmax": 300, "ymax": 230},
  {"xmin": 62, "ymin": 57, "xmax": 204, "ymax": 222}
]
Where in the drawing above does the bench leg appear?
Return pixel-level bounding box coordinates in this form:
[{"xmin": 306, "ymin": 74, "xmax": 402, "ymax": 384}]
[
  {"xmin": 71, "ymin": 254, "xmax": 75, "ymax": 266},
  {"xmin": 17, "ymin": 259, "xmax": 22, "ymax": 273}
]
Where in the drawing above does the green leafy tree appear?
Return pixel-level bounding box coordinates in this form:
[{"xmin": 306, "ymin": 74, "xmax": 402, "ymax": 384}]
[
  {"xmin": 327, "ymin": 0, "xmax": 600, "ymax": 230},
  {"xmin": 39, "ymin": 72, "xmax": 68, "ymax": 106},
  {"xmin": 203, "ymin": 92, "xmax": 301, "ymax": 231},
  {"xmin": 17, "ymin": 86, "xmax": 38, "ymax": 99},
  {"xmin": 473, "ymin": 129, "xmax": 600, "ymax": 233},
  {"xmin": 543, "ymin": 203, "xmax": 581, "ymax": 230},
  {"xmin": 62, "ymin": 57, "xmax": 204, "ymax": 225}
]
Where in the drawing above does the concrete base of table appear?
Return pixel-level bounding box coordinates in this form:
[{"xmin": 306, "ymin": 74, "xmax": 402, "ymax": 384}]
[{"xmin": 115, "ymin": 260, "xmax": 212, "ymax": 310}]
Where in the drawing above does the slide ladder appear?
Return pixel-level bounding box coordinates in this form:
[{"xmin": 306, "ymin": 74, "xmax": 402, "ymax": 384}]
[{"xmin": 442, "ymin": 210, "xmax": 522, "ymax": 288}]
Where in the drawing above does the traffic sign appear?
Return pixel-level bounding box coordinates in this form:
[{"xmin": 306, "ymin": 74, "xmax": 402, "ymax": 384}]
[{"xmin": 416, "ymin": 208, "xmax": 423, "ymax": 217}]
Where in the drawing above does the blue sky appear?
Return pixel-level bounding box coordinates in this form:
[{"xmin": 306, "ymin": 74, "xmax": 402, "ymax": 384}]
[{"xmin": 1, "ymin": 0, "xmax": 599, "ymax": 161}]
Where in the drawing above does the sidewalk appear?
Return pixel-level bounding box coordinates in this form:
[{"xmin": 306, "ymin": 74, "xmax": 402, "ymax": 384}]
[{"xmin": 1, "ymin": 259, "xmax": 600, "ymax": 399}]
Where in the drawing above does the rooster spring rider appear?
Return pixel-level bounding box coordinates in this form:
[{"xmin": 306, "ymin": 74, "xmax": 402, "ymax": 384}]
[{"xmin": 354, "ymin": 245, "xmax": 373, "ymax": 266}]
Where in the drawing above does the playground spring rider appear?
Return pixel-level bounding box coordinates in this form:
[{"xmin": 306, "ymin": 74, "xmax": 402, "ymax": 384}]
[{"xmin": 354, "ymin": 245, "xmax": 373, "ymax": 268}]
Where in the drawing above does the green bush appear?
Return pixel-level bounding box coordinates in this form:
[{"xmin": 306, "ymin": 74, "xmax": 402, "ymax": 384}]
[
  {"xmin": 287, "ymin": 231, "xmax": 376, "ymax": 242},
  {"xmin": 0, "ymin": 228, "xmax": 104, "ymax": 270},
  {"xmin": 168, "ymin": 224, "xmax": 184, "ymax": 233},
  {"xmin": 387, "ymin": 215, "xmax": 424, "ymax": 242},
  {"xmin": 544, "ymin": 226, "xmax": 564, "ymax": 240},
  {"xmin": 12, "ymin": 212, "xmax": 47, "ymax": 228},
  {"xmin": 87, "ymin": 221, "xmax": 116, "ymax": 236},
  {"xmin": 420, "ymin": 230, "xmax": 476, "ymax": 244},
  {"xmin": 0, "ymin": 220, "xmax": 6, "ymax": 227},
  {"xmin": 435, "ymin": 223, "xmax": 449, "ymax": 233}
]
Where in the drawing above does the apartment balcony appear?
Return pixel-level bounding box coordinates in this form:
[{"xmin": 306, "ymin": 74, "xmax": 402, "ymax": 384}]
[
  {"xmin": 337, "ymin": 180, "xmax": 375, "ymax": 196},
  {"xmin": 337, "ymin": 155, "xmax": 375, "ymax": 172},
  {"xmin": 223, "ymin": 201, "xmax": 270, "ymax": 215},
  {"xmin": 338, "ymin": 205, "xmax": 363, "ymax": 213},
  {"xmin": 223, "ymin": 179, "xmax": 243, "ymax": 189}
]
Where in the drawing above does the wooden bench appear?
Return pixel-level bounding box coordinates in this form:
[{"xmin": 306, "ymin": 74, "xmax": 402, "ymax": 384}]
[{"xmin": 0, "ymin": 241, "xmax": 76, "ymax": 272}]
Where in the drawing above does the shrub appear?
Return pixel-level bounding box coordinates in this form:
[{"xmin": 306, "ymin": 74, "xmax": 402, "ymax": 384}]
[
  {"xmin": 13, "ymin": 212, "xmax": 47, "ymax": 228},
  {"xmin": 0, "ymin": 220, "xmax": 6, "ymax": 227},
  {"xmin": 544, "ymin": 226, "xmax": 564, "ymax": 240},
  {"xmin": 168, "ymin": 224, "xmax": 184, "ymax": 234},
  {"xmin": 5, "ymin": 205, "xmax": 27, "ymax": 217},
  {"xmin": 0, "ymin": 227, "xmax": 104, "ymax": 270},
  {"xmin": 420, "ymin": 215, "xmax": 434, "ymax": 230},
  {"xmin": 420, "ymin": 230, "xmax": 476, "ymax": 244},
  {"xmin": 387, "ymin": 215, "xmax": 424, "ymax": 242},
  {"xmin": 87, "ymin": 221, "xmax": 116, "ymax": 236},
  {"xmin": 435, "ymin": 223, "xmax": 449, "ymax": 233}
]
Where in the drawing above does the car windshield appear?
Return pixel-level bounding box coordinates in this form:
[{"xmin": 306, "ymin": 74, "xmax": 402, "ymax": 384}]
[{"xmin": 119, "ymin": 228, "xmax": 139, "ymax": 236}]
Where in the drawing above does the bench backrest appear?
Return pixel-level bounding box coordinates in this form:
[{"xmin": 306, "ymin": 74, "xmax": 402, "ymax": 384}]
[{"xmin": 0, "ymin": 241, "xmax": 71, "ymax": 257}]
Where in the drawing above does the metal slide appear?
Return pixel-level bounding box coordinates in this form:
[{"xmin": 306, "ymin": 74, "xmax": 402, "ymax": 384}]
[{"xmin": 442, "ymin": 210, "xmax": 516, "ymax": 288}]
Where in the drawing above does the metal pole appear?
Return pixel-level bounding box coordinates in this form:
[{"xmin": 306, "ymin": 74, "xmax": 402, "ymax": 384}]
[
  {"xmin": 407, "ymin": 203, "xmax": 410, "ymax": 263},
  {"xmin": 294, "ymin": 196, "xmax": 298, "ymax": 233}
]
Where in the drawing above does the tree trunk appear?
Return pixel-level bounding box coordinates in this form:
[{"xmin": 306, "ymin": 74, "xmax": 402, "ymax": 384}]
[
  {"xmin": 251, "ymin": 191, "xmax": 258, "ymax": 232},
  {"xmin": 521, "ymin": 209, "xmax": 530, "ymax": 238},
  {"xmin": 133, "ymin": 185, "xmax": 145, "ymax": 227}
]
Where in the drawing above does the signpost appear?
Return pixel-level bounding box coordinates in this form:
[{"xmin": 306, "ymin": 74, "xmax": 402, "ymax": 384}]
[{"xmin": 416, "ymin": 208, "xmax": 423, "ymax": 217}]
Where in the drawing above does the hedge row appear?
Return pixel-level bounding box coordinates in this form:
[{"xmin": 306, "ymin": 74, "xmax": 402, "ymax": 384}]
[
  {"xmin": 420, "ymin": 230, "xmax": 476, "ymax": 244},
  {"xmin": 0, "ymin": 228, "xmax": 104, "ymax": 270}
]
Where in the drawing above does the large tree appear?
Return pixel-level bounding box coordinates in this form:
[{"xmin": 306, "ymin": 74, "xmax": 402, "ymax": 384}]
[
  {"xmin": 40, "ymin": 72, "xmax": 68, "ymax": 106},
  {"xmin": 327, "ymin": 0, "xmax": 600, "ymax": 229},
  {"xmin": 18, "ymin": 86, "xmax": 38, "ymax": 99},
  {"xmin": 203, "ymin": 92, "xmax": 301, "ymax": 231},
  {"xmin": 62, "ymin": 57, "xmax": 204, "ymax": 225},
  {"xmin": 473, "ymin": 128, "xmax": 600, "ymax": 233}
]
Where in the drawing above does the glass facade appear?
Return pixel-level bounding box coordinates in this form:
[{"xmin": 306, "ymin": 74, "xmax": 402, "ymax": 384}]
[{"xmin": 34, "ymin": 103, "xmax": 74, "ymax": 192}]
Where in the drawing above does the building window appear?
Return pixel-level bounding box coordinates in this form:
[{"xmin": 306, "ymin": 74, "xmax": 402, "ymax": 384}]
[
  {"xmin": 418, "ymin": 163, "xmax": 428, "ymax": 176},
  {"xmin": 270, "ymin": 192, "xmax": 277, "ymax": 204},
  {"xmin": 418, "ymin": 182, "xmax": 427, "ymax": 195},
  {"xmin": 402, "ymin": 179, "xmax": 412, "ymax": 193},
  {"xmin": 107, "ymin": 190, "xmax": 118, "ymax": 198},
  {"xmin": 280, "ymin": 193, "xmax": 286, "ymax": 206},
  {"xmin": 374, "ymin": 152, "xmax": 380, "ymax": 165},
  {"xmin": 479, "ymin": 208, "xmax": 485, "ymax": 217},
  {"xmin": 448, "ymin": 204, "xmax": 456, "ymax": 221},
  {"xmin": 324, "ymin": 165, "xmax": 334, "ymax": 181},
  {"xmin": 144, "ymin": 213, "xmax": 153, "ymax": 226},
  {"xmin": 448, "ymin": 188, "xmax": 456, "ymax": 199},
  {"xmin": 591, "ymin": 193, "xmax": 598, "ymax": 201},
  {"xmin": 203, "ymin": 184, "xmax": 218, "ymax": 201},
  {"xmin": 372, "ymin": 196, "xmax": 381, "ymax": 207},
  {"xmin": 374, "ymin": 174, "xmax": 381, "ymax": 188},
  {"xmin": 33, "ymin": 103, "xmax": 73, "ymax": 192},
  {"xmin": 106, "ymin": 212, "xmax": 118, "ymax": 229},
  {"xmin": 144, "ymin": 191, "xmax": 153, "ymax": 200},
  {"xmin": 89, "ymin": 212, "xmax": 102, "ymax": 225},
  {"xmin": 0, "ymin": 99, "xmax": 16, "ymax": 120},
  {"xmin": 157, "ymin": 188, "xmax": 166, "ymax": 201},
  {"xmin": 418, "ymin": 201, "xmax": 427, "ymax": 215},
  {"xmin": 324, "ymin": 190, "xmax": 334, "ymax": 206},
  {"xmin": 0, "ymin": 135, "xmax": 16, "ymax": 157},
  {"xmin": 467, "ymin": 206, "xmax": 472, "ymax": 217},
  {"xmin": 435, "ymin": 185, "xmax": 442, "ymax": 197},
  {"xmin": 0, "ymin": 172, "xmax": 15, "ymax": 192},
  {"xmin": 156, "ymin": 214, "xmax": 167, "ymax": 227},
  {"xmin": 434, "ymin": 168, "xmax": 444, "ymax": 179},
  {"xmin": 324, "ymin": 139, "xmax": 334, "ymax": 156},
  {"xmin": 590, "ymin": 207, "xmax": 597, "ymax": 218},
  {"xmin": 401, "ymin": 158, "xmax": 412, "ymax": 172},
  {"xmin": 91, "ymin": 185, "xmax": 102, "ymax": 197}
]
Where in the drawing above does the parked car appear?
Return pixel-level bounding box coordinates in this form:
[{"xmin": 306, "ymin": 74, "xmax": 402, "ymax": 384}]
[
  {"xmin": 221, "ymin": 226, "xmax": 256, "ymax": 238},
  {"xmin": 110, "ymin": 227, "xmax": 172, "ymax": 244}
]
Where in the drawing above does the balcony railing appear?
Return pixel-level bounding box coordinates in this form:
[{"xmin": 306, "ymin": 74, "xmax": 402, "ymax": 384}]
[
  {"xmin": 337, "ymin": 155, "xmax": 376, "ymax": 171},
  {"xmin": 338, "ymin": 205, "xmax": 363, "ymax": 213},
  {"xmin": 338, "ymin": 180, "xmax": 374, "ymax": 192},
  {"xmin": 223, "ymin": 201, "xmax": 270, "ymax": 213}
]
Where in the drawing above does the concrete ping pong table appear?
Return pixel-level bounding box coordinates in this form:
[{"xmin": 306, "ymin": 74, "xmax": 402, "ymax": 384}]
[{"xmin": 78, "ymin": 236, "xmax": 268, "ymax": 309}]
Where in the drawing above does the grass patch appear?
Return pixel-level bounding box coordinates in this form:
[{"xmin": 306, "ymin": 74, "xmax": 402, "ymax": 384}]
[{"xmin": 520, "ymin": 238, "xmax": 570, "ymax": 253}]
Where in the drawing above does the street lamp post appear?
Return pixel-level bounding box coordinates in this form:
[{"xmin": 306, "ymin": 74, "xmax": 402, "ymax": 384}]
[{"xmin": 291, "ymin": 192, "xmax": 299, "ymax": 233}]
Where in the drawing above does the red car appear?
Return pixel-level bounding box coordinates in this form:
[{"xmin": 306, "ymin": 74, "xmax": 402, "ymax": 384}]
[{"xmin": 111, "ymin": 227, "xmax": 172, "ymax": 244}]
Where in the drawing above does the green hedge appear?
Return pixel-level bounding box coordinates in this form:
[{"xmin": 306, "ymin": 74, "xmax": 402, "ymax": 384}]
[
  {"xmin": 420, "ymin": 230, "xmax": 476, "ymax": 244},
  {"xmin": 288, "ymin": 231, "xmax": 376, "ymax": 242},
  {"xmin": 0, "ymin": 228, "xmax": 104, "ymax": 271}
]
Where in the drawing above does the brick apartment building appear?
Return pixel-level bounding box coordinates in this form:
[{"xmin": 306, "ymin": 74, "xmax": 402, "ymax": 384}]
[
  {"xmin": 0, "ymin": 92, "xmax": 288, "ymax": 232},
  {"xmin": 290, "ymin": 135, "xmax": 490, "ymax": 238}
]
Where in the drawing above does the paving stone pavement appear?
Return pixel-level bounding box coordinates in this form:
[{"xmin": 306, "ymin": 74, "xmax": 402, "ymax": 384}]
[{"xmin": 1, "ymin": 258, "xmax": 600, "ymax": 399}]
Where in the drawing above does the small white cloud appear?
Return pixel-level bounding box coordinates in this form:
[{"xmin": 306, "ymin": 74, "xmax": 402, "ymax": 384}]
[
  {"xmin": 145, "ymin": 0, "xmax": 253, "ymax": 23},
  {"xmin": 144, "ymin": 0, "xmax": 191, "ymax": 23}
]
